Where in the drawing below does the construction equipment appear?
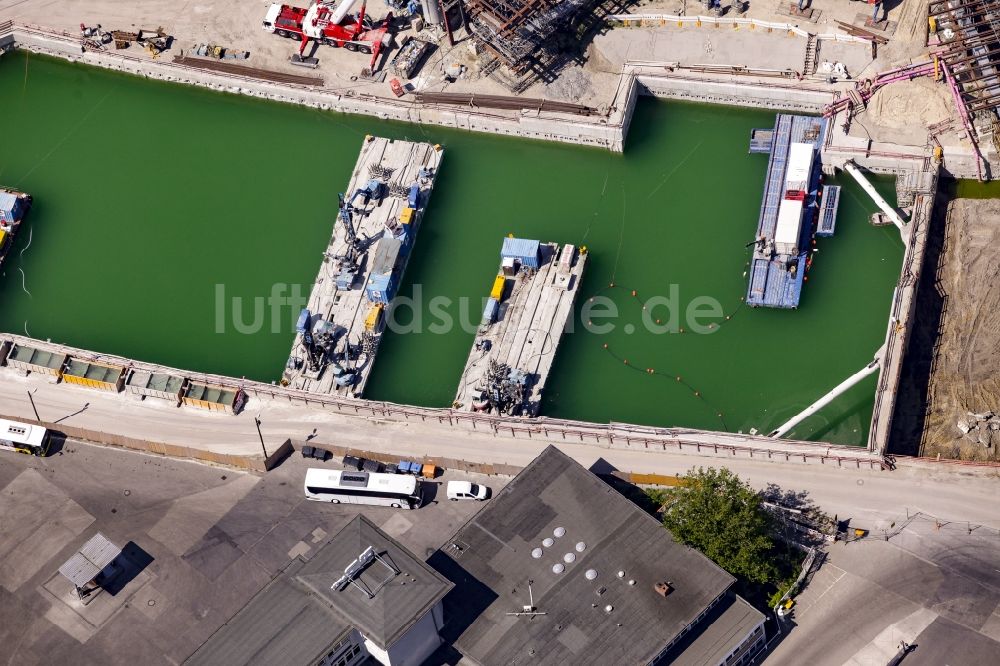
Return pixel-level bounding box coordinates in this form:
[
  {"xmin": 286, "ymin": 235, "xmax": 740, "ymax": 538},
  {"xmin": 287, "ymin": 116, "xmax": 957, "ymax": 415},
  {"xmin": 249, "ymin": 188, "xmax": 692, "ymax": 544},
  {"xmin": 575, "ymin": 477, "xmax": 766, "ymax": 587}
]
[
  {"xmin": 261, "ymin": 0, "xmax": 394, "ymax": 70},
  {"xmin": 191, "ymin": 43, "xmax": 249, "ymax": 60},
  {"xmin": 471, "ymin": 359, "xmax": 528, "ymax": 415},
  {"xmin": 296, "ymin": 309, "xmax": 340, "ymax": 378}
]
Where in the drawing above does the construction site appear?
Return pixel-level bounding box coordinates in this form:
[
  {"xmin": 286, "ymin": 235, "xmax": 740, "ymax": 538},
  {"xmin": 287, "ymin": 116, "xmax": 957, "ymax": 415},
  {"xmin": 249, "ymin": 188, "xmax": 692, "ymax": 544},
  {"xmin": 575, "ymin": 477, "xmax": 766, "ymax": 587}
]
[{"xmin": 1, "ymin": 0, "xmax": 999, "ymax": 465}]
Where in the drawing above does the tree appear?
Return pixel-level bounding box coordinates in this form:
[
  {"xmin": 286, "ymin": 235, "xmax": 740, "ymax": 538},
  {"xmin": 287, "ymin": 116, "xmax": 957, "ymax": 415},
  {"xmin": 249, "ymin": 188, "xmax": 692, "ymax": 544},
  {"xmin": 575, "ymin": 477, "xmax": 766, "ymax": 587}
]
[{"xmin": 660, "ymin": 467, "xmax": 778, "ymax": 584}]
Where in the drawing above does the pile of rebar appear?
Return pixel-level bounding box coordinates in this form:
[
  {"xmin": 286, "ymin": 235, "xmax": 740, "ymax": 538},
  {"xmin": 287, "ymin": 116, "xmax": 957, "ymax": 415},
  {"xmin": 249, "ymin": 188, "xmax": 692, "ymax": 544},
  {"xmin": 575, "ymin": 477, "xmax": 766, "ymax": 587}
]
[
  {"xmin": 414, "ymin": 91, "xmax": 597, "ymax": 115},
  {"xmin": 172, "ymin": 56, "xmax": 323, "ymax": 86}
]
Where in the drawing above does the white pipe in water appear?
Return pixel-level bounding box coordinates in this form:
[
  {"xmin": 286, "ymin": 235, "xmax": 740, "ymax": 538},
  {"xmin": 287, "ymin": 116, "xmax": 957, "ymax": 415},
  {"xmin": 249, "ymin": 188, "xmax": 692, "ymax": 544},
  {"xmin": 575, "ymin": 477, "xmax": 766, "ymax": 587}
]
[
  {"xmin": 843, "ymin": 161, "xmax": 907, "ymax": 233},
  {"xmin": 769, "ymin": 356, "xmax": 881, "ymax": 438}
]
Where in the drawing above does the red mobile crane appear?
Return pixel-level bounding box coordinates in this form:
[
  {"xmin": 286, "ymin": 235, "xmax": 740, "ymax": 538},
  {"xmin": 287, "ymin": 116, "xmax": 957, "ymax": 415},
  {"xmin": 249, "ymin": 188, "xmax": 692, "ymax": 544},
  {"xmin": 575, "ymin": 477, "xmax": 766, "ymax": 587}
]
[{"xmin": 262, "ymin": 0, "xmax": 393, "ymax": 69}]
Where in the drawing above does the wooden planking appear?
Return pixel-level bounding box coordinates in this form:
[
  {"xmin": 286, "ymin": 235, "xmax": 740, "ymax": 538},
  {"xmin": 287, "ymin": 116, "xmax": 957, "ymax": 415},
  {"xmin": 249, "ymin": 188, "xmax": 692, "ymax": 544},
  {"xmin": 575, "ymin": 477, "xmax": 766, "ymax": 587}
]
[
  {"xmin": 284, "ymin": 137, "xmax": 442, "ymax": 397},
  {"xmin": 454, "ymin": 243, "xmax": 586, "ymax": 414}
]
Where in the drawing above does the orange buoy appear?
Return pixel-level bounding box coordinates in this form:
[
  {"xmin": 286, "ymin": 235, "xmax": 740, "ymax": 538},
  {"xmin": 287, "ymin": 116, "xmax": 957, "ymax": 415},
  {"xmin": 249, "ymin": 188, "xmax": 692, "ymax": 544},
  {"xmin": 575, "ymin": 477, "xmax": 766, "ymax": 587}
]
[
  {"xmin": 602, "ymin": 343, "xmax": 608, "ymax": 349},
  {"xmin": 694, "ymin": 390, "xmax": 700, "ymax": 396},
  {"xmin": 631, "ymin": 290, "xmax": 637, "ymax": 297},
  {"xmin": 623, "ymin": 359, "xmax": 629, "ymax": 365}
]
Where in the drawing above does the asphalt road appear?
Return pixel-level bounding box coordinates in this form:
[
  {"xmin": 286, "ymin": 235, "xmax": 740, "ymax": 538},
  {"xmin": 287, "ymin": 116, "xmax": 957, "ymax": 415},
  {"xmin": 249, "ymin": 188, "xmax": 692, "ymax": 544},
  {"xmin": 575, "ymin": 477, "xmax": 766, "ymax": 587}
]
[
  {"xmin": 1, "ymin": 369, "xmax": 998, "ymax": 534},
  {"xmin": 767, "ymin": 515, "xmax": 1000, "ymax": 665}
]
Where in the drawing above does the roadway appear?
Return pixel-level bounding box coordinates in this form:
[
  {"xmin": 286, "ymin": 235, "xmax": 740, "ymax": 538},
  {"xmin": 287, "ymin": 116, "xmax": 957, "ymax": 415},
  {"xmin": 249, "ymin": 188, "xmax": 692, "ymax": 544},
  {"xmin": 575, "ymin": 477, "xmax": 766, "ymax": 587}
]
[{"xmin": 1, "ymin": 369, "xmax": 998, "ymax": 532}]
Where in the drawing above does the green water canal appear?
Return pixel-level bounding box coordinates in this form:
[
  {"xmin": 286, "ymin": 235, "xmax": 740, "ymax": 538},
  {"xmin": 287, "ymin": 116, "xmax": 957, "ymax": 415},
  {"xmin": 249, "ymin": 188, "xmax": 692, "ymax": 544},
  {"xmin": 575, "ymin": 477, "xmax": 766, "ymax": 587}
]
[{"xmin": 0, "ymin": 52, "xmax": 905, "ymax": 444}]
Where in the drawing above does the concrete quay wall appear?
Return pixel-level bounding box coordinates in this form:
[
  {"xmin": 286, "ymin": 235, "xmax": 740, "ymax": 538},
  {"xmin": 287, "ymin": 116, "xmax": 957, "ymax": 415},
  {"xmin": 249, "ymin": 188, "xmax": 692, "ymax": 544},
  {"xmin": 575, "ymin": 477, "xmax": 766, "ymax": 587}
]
[
  {"xmin": 6, "ymin": 23, "xmax": 629, "ymax": 152},
  {"xmin": 634, "ymin": 70, "xmax": 835, "ymax": 112}
]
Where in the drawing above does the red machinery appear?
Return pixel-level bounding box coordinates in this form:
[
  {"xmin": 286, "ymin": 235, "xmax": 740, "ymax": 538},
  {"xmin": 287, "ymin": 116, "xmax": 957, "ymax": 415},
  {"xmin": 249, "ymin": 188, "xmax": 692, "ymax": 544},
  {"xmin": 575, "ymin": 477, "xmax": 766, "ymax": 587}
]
[{"xmin": 262, "ymin": 0, "xmax": 393, "ymax": 69}]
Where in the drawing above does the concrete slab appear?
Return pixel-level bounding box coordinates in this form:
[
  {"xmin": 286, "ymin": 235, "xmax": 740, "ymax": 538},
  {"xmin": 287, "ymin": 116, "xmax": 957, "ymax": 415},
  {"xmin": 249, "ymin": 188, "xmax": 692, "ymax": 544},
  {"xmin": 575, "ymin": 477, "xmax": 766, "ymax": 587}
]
[
  {"xmin": 287, "ymin": 540, "xmax": 311, "ymax": 559},
  {"xmin": 844, "ymin": 607, "xmax": 937, "ymax": 665},
  {"xmin": 379, "ymin": 512, "xmax": 415, "ymax": 540},
  {"xmin": 146, "ymin": 474, "xmax": 258, "ymax": 556},
  {"xmin": 39, "ymin": 565, "xmax": 152, "ymax": 629},
  {"xmin": 131, "ymin": 583, "xmax": 168, "ymax": 621},
  {"xmin": 0, "ymin": 469, "xmax": 95, "ymax": 592}
]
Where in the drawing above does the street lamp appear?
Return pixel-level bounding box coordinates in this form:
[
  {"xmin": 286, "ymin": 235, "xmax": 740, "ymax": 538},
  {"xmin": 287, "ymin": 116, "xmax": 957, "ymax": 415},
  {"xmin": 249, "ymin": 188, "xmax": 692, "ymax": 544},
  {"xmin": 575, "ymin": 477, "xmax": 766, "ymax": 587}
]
[
  {"xmin": 254, "ymin": 415, "xmax": 268, "ymax": 458},
  {"xmin": 26, "ymin": 390, "xmax": 40, "ymax": 421}
]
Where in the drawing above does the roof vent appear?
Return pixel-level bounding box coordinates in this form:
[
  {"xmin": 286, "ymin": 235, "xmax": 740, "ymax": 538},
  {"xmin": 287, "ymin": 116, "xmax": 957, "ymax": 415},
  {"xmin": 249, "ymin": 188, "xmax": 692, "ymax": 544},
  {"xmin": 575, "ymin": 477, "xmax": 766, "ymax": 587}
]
[
  {"xmin": 585, "ymin": 569, "xmax": 598, "ymax": 581},
  {"xmin": 554, "ymin": 527, "xmax": 566, "ymax": 538},
  {"xmin": 563, "ymin": 553, "xmax": 576, "ymax": 564},
  {"xmin": 575, "ymin": 541, "xmax": 586, "ymax": 553},
  {"xmin": 542, "ymin": 537, "xmax": 554, "ymax": 548},
  {"xmin": 617, "ymin": 570, "xmax": 625, "ymax": 578},
  {"xmin": 531, "ymin": 548, "xmax": 543, "ymax": 559},
  {"xmin": 628, "ymin": 580, "xmax": 636, "ymax": 586},
  {"xmin": 605, "ymin": 604, "xmax": 614, "ymax": 613},
  {"xmin": 552, "ymin": 563, "xmax": 565, "ymax": 574},
  {"xmin": 655, "ymin": 582, "xmax": 673, "ymax": 597}
]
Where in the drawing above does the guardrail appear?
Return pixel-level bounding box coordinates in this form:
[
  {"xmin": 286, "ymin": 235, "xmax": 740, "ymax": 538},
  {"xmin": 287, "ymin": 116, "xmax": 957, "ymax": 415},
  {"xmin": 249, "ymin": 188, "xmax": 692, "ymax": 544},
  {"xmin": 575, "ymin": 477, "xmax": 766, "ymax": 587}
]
[
  {"xmin": 0, "ymin": 331, "xmax": 887, "ymax": 469},
  {"xmin": 607, "ymin": 13, "xmax": 869, "ymax": 43}
]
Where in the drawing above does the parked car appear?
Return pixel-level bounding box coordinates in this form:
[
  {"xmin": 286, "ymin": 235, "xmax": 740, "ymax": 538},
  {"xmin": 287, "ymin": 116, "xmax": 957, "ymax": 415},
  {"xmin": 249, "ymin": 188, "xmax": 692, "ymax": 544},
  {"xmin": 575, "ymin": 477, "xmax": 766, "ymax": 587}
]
[{"xmin": 446, "ymin": 481, "xmax": 489, "ymax": 501}]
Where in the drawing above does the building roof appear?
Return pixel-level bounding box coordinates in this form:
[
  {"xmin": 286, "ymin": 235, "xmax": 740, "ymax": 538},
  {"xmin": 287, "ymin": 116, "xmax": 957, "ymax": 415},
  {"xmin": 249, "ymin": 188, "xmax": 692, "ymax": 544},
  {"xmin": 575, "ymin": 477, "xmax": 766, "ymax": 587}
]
[
  {"xmin": 667, "ymin": 594, "xmax": 765, "ymax": 666},
  {"xmin": 433, "ymin": 446, "xmax": 736, "ymax": 666},
  {"xmin": 185, "ymin": 558, "xmax": 352, "ymax": 666},
  {"xmin": 186, "ymin": 515, "xmax": 452, "ymax": 665},
  {"xmin": 58, "ymin": 532, "xmax": 121, "ymax": 587},
  {"xmin": 295, "ymin": 514, "xmax": 452, "ymax": 649}
]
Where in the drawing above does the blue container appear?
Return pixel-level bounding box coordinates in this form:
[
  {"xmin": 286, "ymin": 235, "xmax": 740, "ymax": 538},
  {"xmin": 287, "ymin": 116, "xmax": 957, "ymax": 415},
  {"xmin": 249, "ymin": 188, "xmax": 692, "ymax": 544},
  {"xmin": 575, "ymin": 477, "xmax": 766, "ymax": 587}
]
[
  {"xmin": 295, "ymin": 309, "xmax": 311, "ymax": 333},
  {"xmin": 501, "ymin": 237, "xmax": 541, "ymax": 269},
  {"xmin": 365, "ymin": 272, "xmax": 398, "ymax": 304},
  {"xmin": 482, "ymin": 297, "xmax": 499, "ymax": 324},
  {"xmin": 408, "ymin": 184, "xmax": 421, "ymax": 209},
  {"xmin": 0, "ymin": 192, "xmax": 24, "ymax": 225}
]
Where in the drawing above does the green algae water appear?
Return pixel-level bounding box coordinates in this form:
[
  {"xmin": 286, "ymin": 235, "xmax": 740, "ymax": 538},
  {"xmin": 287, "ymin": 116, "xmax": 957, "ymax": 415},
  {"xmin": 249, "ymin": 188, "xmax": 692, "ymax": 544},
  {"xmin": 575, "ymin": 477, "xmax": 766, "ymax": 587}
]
[{"xmin": 0, "ymin": 52, "xmax": 903, "ymax": 444}]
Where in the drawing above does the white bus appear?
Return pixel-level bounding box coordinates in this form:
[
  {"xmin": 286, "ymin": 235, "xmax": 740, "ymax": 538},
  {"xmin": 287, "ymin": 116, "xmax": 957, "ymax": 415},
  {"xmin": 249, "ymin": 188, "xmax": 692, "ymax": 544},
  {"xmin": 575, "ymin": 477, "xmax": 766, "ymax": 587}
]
[
  {"xmin": 304, "ymin": 468, "xmax": 423, "ymax": 509},
  {"xmin": 0, "ymin": 418, "xmax": 50, "ymax": 457}
]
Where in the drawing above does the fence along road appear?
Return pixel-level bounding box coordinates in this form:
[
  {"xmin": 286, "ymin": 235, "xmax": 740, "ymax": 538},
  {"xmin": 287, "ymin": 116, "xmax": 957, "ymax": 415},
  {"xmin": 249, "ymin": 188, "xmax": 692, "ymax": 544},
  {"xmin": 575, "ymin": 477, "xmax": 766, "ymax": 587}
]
[{"xmin": 2, "ymin": 365, "xmax": 1000, "ymax": 531}]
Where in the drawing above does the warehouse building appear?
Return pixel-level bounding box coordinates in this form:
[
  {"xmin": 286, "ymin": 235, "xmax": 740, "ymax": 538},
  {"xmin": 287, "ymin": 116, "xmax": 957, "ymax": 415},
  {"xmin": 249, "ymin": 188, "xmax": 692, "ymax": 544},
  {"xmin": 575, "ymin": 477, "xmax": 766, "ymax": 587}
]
[
  {"xmin": 187, "ymin": 447, "xmax": 766, "ymax": 666},
  {"xmin": 431, "ymin": 446, "xmax": 768, "ymax": 665}
]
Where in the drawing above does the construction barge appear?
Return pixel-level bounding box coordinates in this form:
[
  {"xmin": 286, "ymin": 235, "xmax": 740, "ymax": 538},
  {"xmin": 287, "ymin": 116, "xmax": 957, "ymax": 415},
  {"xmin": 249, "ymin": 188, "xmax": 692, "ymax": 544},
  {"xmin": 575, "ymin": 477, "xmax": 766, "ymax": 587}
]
[
  {"xmin": 0, "ymin": 188, "xmax": 32, "ymax": 269},
  {"xmin": 282, "ymin": 136, "xmax": 442, "ymax": 396},
  {"xmin": 454, "ymin": 237, "xmax": 586, "ymax": 416},
  {"xmin": 746, "ymin": 114, "xmax": 841, "ymax": 309}
]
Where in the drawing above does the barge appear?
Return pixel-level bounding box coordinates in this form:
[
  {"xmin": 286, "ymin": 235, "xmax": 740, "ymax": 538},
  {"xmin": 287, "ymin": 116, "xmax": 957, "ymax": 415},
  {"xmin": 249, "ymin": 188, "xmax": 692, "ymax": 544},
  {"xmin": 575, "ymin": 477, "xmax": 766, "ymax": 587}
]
[
  {"xmin": 746, "ymin": 114, "xmax": 837, "ymax": 309},
  {"xmin": 0, "ymin": 188, "xmax": 32, "ymax": 268},
  {"xmin": 283, "ymin": 136, "xmax": 442, "ymax": 396},
  {"xmin": 454, "ymin": 237, "xmax": 586, "ymax": 416}
]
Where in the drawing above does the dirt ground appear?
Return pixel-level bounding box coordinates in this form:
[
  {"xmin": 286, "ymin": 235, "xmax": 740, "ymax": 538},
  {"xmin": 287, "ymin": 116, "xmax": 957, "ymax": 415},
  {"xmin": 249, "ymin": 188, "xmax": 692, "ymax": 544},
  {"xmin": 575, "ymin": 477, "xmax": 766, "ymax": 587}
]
[{"xmin": 920, "ymin": 199, "xmax": 1000, "ymax": 462}]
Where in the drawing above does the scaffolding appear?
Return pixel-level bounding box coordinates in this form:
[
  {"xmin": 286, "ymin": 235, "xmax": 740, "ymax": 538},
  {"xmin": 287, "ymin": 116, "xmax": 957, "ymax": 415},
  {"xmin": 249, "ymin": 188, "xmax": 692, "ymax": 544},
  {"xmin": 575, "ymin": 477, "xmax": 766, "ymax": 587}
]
[
  {"xmin": 930, "ymin": 0, "xmax": 1000, "ymax": 149},
  {"xmin": 464, "ymin": 0, "xmax": 605, "ymax": 91}
]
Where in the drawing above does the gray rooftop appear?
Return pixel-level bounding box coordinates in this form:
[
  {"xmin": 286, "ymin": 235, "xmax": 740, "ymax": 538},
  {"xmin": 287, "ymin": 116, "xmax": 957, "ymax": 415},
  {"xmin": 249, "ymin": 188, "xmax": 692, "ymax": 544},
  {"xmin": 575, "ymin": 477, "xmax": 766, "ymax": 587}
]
[
  {"xmin": 667, "ymin": 594, "xmax": 765, "ymax": 666},
  {"xmin": 186, "ymin": 515, "xmax": 452, "ymax": 666},
  {"xmin": 185, "ymin": 558, "xmax": 352, "ymax": 666},
  {"xmin": 296, "ymin": 514, "xmax": 452, "ymax": 649},
  {"xmin": 58, "ymin": 532, "xmax": 121, "ymax": 587},
  {"xmin": 433, "ymin": 446, "xmax": 736, "ymax": 666}
]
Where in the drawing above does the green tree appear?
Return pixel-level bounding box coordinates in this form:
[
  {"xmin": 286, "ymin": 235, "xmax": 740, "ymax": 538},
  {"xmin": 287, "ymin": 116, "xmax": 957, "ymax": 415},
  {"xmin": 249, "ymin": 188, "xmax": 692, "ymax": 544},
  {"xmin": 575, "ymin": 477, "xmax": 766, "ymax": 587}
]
[{"xmin": 661, "ymin": 467, "xmax": 778, "ymax": 584}]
